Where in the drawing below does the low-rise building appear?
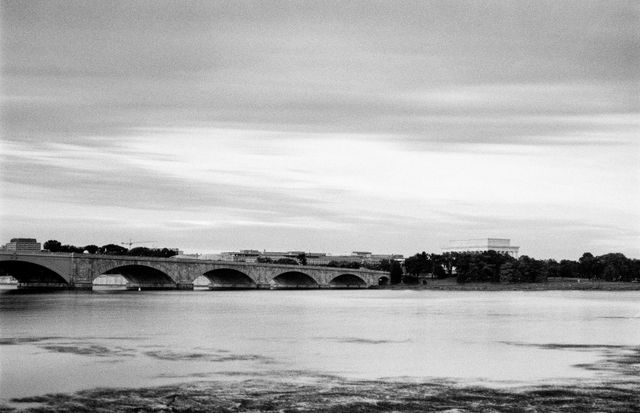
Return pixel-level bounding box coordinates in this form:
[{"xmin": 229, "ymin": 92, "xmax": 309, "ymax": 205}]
[
  {"xmin": 441, "ymin": 238, "xmax": 519, "ymax": 258},
  {"xmin": 2, "ymin": 238, "xmax": 41, "ymax": 252}
]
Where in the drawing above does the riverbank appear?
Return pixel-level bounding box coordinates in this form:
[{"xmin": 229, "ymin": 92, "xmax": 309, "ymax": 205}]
[
  {"xmin": 2, "ymin": 375, "xmax": 638, "ymax": 412},
  {"xmin": 382, "ymin": 278, "xmax": 640, "ymax": 291}
]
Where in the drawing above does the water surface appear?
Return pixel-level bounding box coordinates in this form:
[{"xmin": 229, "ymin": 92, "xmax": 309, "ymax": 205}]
[{"xmin": 1, "ymin": 290, "xmax": 639, "ymax": 401}]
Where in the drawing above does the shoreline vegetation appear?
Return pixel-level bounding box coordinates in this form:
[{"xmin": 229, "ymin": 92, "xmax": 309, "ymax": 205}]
[
  {"xmin": 380, "ymin": 278, "xmax": 640, "ymax": 291},
  {"xmin": 2, "ymin": 376, "xmax": 638, "ymax": 412},
  {"xmin": 2, "ymin": 342, "xmax": 638, "ymax": 412}
]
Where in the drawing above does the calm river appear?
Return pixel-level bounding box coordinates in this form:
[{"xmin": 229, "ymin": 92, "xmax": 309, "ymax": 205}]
[{"xmin": 1, "ymin": 289, "xmax": 639, "ymax": 404}]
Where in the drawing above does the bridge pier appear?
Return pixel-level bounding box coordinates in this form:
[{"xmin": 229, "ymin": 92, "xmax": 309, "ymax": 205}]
[{"xmin": 176, "ymin": 283, "xmax": 194, "ymax": 290}]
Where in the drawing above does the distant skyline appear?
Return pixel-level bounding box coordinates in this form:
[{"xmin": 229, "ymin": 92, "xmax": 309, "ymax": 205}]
[{"xmin": 1, "ymin": 1, "xmax": 638, "ymax": 259}]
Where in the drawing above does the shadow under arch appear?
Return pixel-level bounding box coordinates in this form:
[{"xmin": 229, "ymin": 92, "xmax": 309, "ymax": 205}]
[
  {"xmin": 329, "ymin": 273, "xmax": 367, "ymax": 288},
  {"xmin": 271, "ymin": 271, "xmax": 319, "ymax": 289},
  {"xmin": 202, "ymin": 268, "xmax": 256, "ymax": 290},
  {"xmin": 102, "ymin": 265, "xmax": 176, "ymax": 290},
  {"xmin": 0, "ymin": 260, "xmax": 69, "ymax": 288},
  {"xmin": 378, "ymin": 276, "xmax": 390, "ymax": 286}
]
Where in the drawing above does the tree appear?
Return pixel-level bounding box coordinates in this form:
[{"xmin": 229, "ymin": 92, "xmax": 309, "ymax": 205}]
[
  {"xmin": 43, "ymin": 240, "xmax": 62, "ymax": 252},
  {"xmin": 377, "ymin": 259, "xmax": 392, "ymax": 273},
  {"xmin": 598, "ymin": 253, "xmax": 632, "ymax": 281},
  {"xmin": 404, "ymin": 252, "xmax": 430, "ymax": 277},
  {"xmin": 546, "ymin": 259, "xmax": 559, "ymax": 278},
  {"xmin": 442, "ymin": 252, "xmax": 455, "ymax": 276},
  {"xmin": 296, "ymin": 253, "xmax": 307, "ymax": 266},
  {"xmin": 83, "ymin": 245, "xmax": 99, "ymax": 254},
  {"xmin": 326, "ymin": 261, "xmax": 360, "ymax": 269},
  {"xmin": 578, "ymin": 252, "xmax": 599, "ymax": 279},
  {"xmin": 160, "ymin": 248, "xmax": 178, "ymax": 258},
  {"xmin": 128, "ymin": 247, "xmax": 151, "ymax": 256},
  {"xmin": 274, "ymin": 258, "xmax": 298, "ymax": 265},
  {"xmin": 558, "ymin": 259, "xmax": 579, "ymax": 278},
  {"xmin": 100, "ymin": 244, "xmax": 129, "ymax": 255},
  {"xmin": 499, "ymin": 261, "xmax": 522, "ymax": 283},
  {"xmin": 390, "ymin": 260, "xmax": 403, "ymax": 284},
  {"xmin": 59, "ymin": 244, "xmax": 84, "ymax": 253}
]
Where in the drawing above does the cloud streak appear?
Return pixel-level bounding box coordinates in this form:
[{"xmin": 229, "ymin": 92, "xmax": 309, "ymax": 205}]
[{"xmin": 1, "ymin": 1, "xmax": 638, "ymax": 258}]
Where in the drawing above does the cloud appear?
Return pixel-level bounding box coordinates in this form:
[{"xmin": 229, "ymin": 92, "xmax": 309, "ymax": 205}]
[{"xmin": 1, "ymin": 1, "xmax": 638, "ymax": 258}]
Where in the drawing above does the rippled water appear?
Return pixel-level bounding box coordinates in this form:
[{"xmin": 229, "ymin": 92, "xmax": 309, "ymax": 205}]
[{"xmin": 1, "ymin": 289, "xmax": 639, "ymax": 401}]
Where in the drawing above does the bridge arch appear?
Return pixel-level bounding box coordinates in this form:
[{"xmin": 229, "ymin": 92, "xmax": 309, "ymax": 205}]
[
  {"xmin": 271, "ymin": 271, "xmax": 319, "ymax": 289},
  {"xmin": 100, "ymin": 264, "xmax": 176, "ymax": 290},
  {"xmin": 329, "ymin": 273, "xmax": 367, "ymax": 288},
  {"xmin": 0, "ymin": 260, "xmax": 69, "ymax": 287},
  {"xmin": 378, "ymin": 275, "xmax": 390, "ymax": 286},
  {"xmin": 202, "ymin": 268, "xmax": 256, "ymax": 289}
]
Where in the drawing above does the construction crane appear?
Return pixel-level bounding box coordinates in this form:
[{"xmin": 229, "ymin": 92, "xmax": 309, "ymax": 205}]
[{"xmin": 121, "ymin": 240, "xmax": 155, "ymax": 248}]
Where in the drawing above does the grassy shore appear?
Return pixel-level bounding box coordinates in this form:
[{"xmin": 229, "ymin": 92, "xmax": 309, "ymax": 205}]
[{"xmin": 382, "ymin": 278, "xmax": 640, "ymax": 291}]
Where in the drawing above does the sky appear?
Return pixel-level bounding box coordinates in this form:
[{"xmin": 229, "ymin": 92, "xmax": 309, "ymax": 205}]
[{"xmin": 1, "ymin": 0, "xmax": 638, "ymax": 259}]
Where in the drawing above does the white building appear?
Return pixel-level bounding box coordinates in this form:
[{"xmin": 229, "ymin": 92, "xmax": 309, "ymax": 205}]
[
  {"xmin": 442, "ymin": 238, "xmax": 519, "ymax": 258},
  {"xmin": 2, "ymin": 238, "xmax": 41, "ymax": 252}
]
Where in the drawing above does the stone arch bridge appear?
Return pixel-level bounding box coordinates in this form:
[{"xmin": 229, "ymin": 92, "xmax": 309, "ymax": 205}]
[{"xmin": 0, "ymin": 251, "xmax": 389, "ymax": 290}]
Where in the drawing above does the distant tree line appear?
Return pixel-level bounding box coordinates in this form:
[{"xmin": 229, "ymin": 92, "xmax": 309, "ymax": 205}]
[
  {"xmin": 42, "ymin": 240, "xmax": 178, "ymax": 258},
  {"xmin": 256, "ymin": 256, "xmax": 299, "ymax": 265},
  {"xmin": 399, "ymin": 251, "xmax": 640, "ymax": 285},
  {"xmin": 554, "ymin": 252, "xmax": 640, "ymax": 282}
]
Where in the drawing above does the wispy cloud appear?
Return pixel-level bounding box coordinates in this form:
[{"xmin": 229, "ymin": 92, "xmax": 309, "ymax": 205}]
[{"xmin": 1, "ymin": 1, "xmax": 638, "ymax": 258}]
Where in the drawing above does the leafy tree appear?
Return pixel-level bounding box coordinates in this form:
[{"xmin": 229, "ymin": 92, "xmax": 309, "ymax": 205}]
[
  {"xmin": 361, "ymin": 259, "xmax": 395, "ymax": 272},
  {"xmin": 518, "ymin": 255, "xmax": 548, "ymax": 283},
  {"xmin": 159, "ymin": 248, "xmax": 178, "ymax": 258},
  {"xmin": 83, "ymin": 245, "xmax": 99, "ymax": 254},
  {"xmin": 296, "ymin": 252, "xmax": 307, "ymax": 265},
  {"xmin": 296, "ymin": 253, "xmax": 308, "ymax": 265},
  {"xmin": 43, "ymin": 240, "xmax": 62, "ymax": 252},
  {"xmin": 404, "ymin": 252, "xmax": 430, "ymax": 276},
  {"xmin": 274, "ymin": 258, "xmax": 298, "ymax": 265},
  {"xmin": 558, "ymin": 259, "xmax": 579, "ymax": 278},
  {"xmin": 441, "ymin": 252, "xmax": 456, "ymax": 276},
  {"xmin": 326, "ymin": 261, "xmax": 360, "ymax": 269},
  {"xmin": 100, "ymin": 244, "xmax": 129, "ymax": 255},
  {"xmin": 499, "ymin": 261, "xmax": 523, "ymax": 283},
  {"xmin": 257, "ymin": 256, "xmax": 273, "ymax": 263},
  {"xmin": 545, "ymin": 259, "xmax": 559, "ymax": 278},
  {"xmin": 59, "ymin": 244, "xmax": 84, "ymax": 253},
  {"xmin": 598, "ymin": 253, "xmax": 632, "ymax": 281},
  {"xmin": 128, "ymin": 247, "xmax": 151, "ymax": 256},
  {"xmin": 390, "ymin": 260, "xmax": 403, "ymax": 284},
  {"xmin": 578, "ymin": 252, "xmax": 599, "ymax": 279}
]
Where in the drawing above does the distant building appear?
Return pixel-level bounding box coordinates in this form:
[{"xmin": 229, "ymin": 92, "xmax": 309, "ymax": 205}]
[
  {"xmin": 442, "ymin": 238, "xmax": 519, "ymax": 258},
  {"xmin": 310, "ymin": 251, "xmax": 403, "ymax": 266},
  {"xmin": 216, "ymin": 249, "xmax": 402, "ymax": 265},
  {"xmin": 3, "ymin": 238, "xmax": 41, "ymax": 252}
]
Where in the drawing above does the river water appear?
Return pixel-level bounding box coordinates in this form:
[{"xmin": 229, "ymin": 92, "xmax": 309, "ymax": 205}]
[{"xmin": 1, "ymin": 289, "xmax": 639, "ymax": 402}]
